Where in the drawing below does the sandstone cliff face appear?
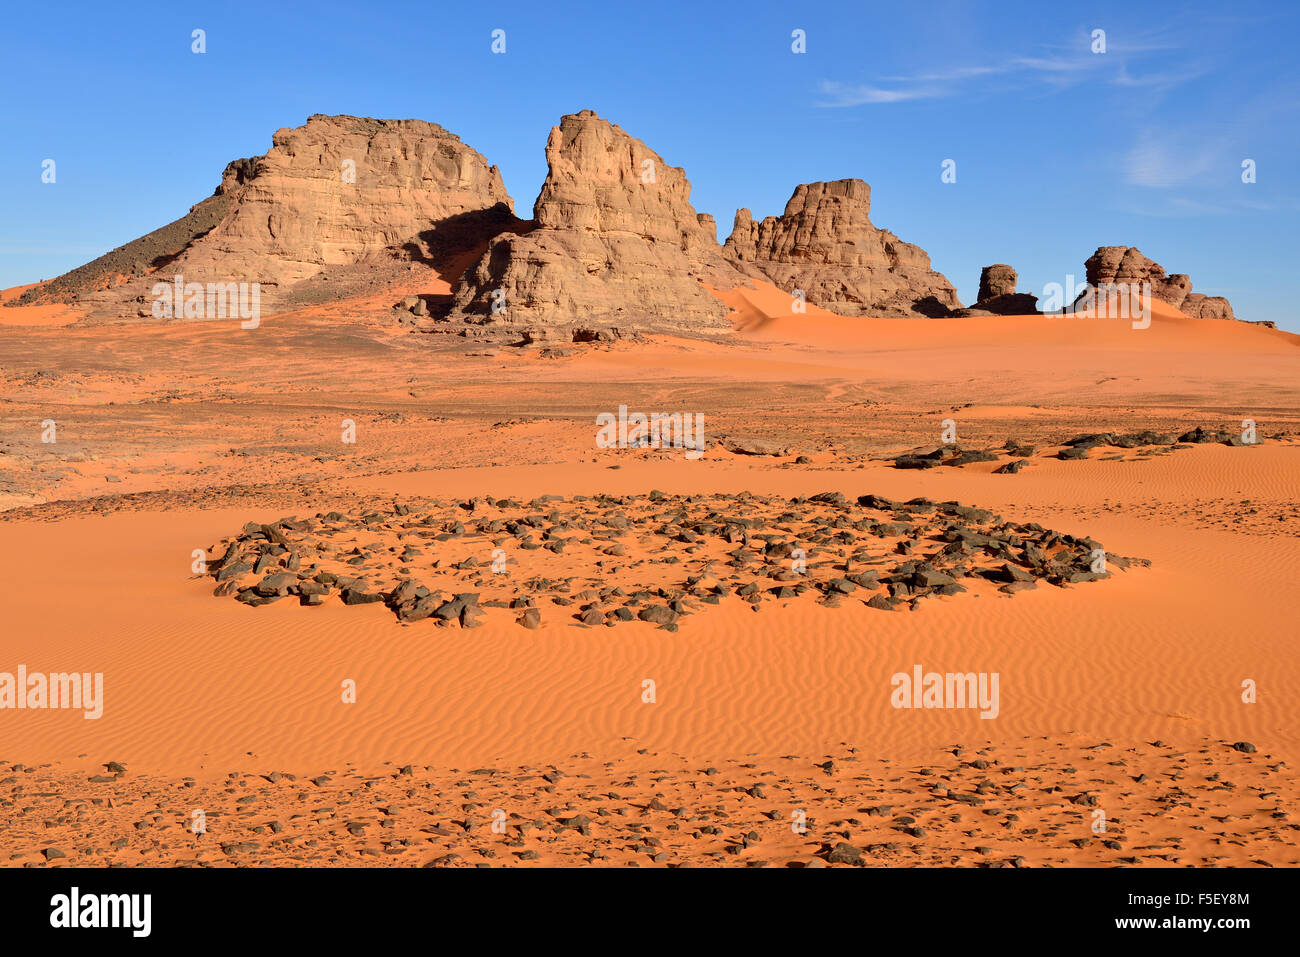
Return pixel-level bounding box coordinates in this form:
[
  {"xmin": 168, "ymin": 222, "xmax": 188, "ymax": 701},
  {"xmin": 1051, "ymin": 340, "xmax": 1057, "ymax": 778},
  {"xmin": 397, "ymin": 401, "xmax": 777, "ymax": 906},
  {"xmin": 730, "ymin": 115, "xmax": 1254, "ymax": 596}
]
[
  {"xmin": 722, "ymin": 179, "xmax": 960, "ymax": 317},
  {"xmin": 1083, "ymin": 246, "xmax": 1234, "ymax": 319},
  {"xmin": 448, "ymin": 110, "xmax": 741, "ymax": 335},
  {"xmin": 25, "ymin": 115, "xmax": 511, "ymax": 315}
]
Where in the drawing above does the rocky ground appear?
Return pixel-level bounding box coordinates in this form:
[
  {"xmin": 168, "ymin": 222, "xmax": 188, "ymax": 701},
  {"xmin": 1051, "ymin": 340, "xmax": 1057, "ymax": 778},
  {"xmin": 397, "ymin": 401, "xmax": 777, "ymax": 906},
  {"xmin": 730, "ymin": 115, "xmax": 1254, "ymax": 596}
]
[
  {"xmin": 1, "ymin": 300, "xmax": 1295, "ymax": 869},
  {"xmin": 201, "ymin": 491, "xmax": 1148, "ymax": 629},
  {"xmin": 5, "ymin": 736, "xmax": 1291, "ymax": 868},
  {"xmin": 892, "ymin": 426, "xmax": 1279, "ymax": 472}
]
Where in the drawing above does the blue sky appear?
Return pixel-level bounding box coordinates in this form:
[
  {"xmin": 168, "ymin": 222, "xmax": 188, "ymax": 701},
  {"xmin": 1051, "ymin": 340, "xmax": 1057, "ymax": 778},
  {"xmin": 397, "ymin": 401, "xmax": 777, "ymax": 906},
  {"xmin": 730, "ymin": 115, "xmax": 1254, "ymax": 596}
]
[{"xmin": 3, "ymin": 0, "xmax": 1297, "ymax": 329}]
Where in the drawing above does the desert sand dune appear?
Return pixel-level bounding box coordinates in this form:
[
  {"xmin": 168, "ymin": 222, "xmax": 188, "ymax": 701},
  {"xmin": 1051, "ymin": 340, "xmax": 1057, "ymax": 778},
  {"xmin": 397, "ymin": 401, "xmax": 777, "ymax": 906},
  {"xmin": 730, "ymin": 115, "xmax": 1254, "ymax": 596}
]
[{"xmin": 1, "ymin": 238, "xmax": 1296, "ymax": 868}]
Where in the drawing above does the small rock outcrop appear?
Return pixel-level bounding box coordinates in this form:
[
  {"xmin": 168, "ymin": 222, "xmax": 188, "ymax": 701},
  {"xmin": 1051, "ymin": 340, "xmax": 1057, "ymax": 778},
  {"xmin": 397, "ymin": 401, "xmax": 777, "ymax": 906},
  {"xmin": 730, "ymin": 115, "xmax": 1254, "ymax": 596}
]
[
  {"xmin": 953, "ymin": 264, "xmax": 1039, "ymax": 316},
  {"xmin": 448, "ymin": 110, "xmax": 744, "ymax": 337},
  {"xmin": 722, "ymin": 179, "xmax": 960, "ymax": 317},
  {"xmin": 1082, "ymin": 246, "xmax": 1233, "ymax": 319},
  {"xmin": 979, "ymin": 264, "xmax": 1018, "ymax": 301}
]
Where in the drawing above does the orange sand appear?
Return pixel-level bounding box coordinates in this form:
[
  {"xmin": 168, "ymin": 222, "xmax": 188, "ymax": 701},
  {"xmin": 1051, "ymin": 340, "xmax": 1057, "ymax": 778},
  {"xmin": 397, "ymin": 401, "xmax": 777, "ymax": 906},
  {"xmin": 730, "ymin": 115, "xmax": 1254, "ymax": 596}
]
[
  {"xmin": 0, "ymin": 279, "xmax": 1296, "ymax": 866},
  {"xmin": 0, "ymin": 282, "xmax": 84, "ymax": 326}
]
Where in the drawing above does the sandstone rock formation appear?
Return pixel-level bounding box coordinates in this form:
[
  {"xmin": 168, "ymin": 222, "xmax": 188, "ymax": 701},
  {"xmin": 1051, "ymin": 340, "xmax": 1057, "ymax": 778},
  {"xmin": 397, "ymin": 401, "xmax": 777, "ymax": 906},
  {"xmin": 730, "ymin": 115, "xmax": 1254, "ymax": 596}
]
[
  {"xmin": 447, "ymin": 110, "xmax": 743, "ymax": 336},
  {"xmin": 955, "ymin": 264, "xmax": 1039, "ymax": 316},
  {"xmin": 978, "ymin": 264, "xmax": 1018, "ymax": 302},
  {"xmin": 721, "ymin": 179, "xmax": 960, "ymax": 317},
  {"xmin": 15, "ymin": 111, "xmax": 1249, "ymax": 334},
  {"xmin": 1081, "ymin": 246, "xmax": 1233, "ymax": 319},
  {"xmin": 20, "ymin": 115, "xmax": 512, "ymax": 317}
]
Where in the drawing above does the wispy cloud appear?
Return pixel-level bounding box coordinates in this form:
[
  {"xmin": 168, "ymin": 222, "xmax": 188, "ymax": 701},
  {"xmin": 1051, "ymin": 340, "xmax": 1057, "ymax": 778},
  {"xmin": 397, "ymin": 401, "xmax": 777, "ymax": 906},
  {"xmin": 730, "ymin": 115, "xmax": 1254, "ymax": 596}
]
[
  {"xmin": 876, "ymin": 65, "xmax": 1008, "ymax": 84},
  {"xmin": 1112, "ymin": 64, "xmax": 1208, "ymax": 90},
  {"xmin": 1124, "ymin": 194, "xmax": 1300, "ymax": 218},
  {"xmin": 817, "ymin": 81, "xmax": 946, "ymax": 106},
  {"xmin": 818, "ymin": 57, "xmax": 1099, "ymax": 105},
  {"xmin": 1123, "ymin": 133, "xmax": 1222, "ymax": 188},
  {"xmin": 817, "ymin": 55, "xmax": 1092, "ymax": 106},
  {"xmin": 1122, "ymin": 78, "xmax": 1300, "ymax": 192},
  {"xmin": 817, "ymin": 30, "xmax": 1203, "ymax": 108}
]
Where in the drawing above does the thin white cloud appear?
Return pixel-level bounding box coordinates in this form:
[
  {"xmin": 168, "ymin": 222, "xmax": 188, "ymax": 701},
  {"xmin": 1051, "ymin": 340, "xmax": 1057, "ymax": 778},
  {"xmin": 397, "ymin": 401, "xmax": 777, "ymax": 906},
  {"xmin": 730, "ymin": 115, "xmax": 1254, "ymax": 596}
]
[
  {"xmin": 877, "ymin": 65, "xmax": 1008, "ymax": 84},
  {"xmin": 817, "ymin": 54, "xmax": 1103, "ymax": 107},
  {"xmin": 1112, "ymin": 64, "xmax": 1207, "ymax": 89},
  {"xmin": 1007, "ymin": 55, "xmax": 1094, "ymax": 73},
  {"xmin": 817, "ymin": 31, "xmax": 1203, "ymax": 108},
  {"xmin": 1123, "ymin": 134, "xmax": 1222, "ymax": 188},
  {"xmin": 817, "ymin": 81, "xmax": 944, "ymax": 106}
]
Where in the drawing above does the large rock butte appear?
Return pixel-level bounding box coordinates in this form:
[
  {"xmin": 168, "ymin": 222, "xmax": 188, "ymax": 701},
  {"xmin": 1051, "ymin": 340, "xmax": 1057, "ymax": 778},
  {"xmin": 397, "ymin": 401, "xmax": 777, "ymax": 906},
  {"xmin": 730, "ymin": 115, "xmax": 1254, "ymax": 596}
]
[
  {"xmin": 722, "ymin": 179, "xmax": 960, "ymax": 317},
  {"xmin": 448, "ymin": 110, "xmax": 742, "ymax": 336},
  {"xmin": 21, "ymin": 114, "xmax": 512, "ymax": 316},
  {"xmin": 1082, "ymin": 246, "xmax": 1233, "ymax": 319}
]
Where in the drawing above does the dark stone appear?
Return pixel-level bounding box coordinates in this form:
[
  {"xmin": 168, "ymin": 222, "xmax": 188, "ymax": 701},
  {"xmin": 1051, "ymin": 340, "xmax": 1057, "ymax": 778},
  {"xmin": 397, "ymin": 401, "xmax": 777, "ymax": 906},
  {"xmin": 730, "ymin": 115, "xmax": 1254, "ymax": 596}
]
[
  {"xmin": 341, "ymin": 587, "xmax": 384, "ymax": 605},
  {"xmin": 826, "ymin": 842, "xmax": 864, "ymax": 866},
  {"xmin": 254, "ymin": 572, "xmax": 297, "ymax": 597},
  {"xmin": 638, "ymin": 604, "xmax": 677, "ymax": 625}
]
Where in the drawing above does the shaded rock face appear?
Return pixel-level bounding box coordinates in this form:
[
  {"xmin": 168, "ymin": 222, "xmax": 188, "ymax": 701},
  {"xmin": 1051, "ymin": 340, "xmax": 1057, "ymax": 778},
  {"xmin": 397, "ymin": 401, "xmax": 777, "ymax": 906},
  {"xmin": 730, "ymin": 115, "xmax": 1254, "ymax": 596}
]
[
  {"xmin": 449, "ymin": 110, "xmax": 742, "ymax": 337},
  {"xmin": 22, "ymin": 115, "xmax": 511, "ymax": 315},
  {"xmin": 722, "ymin": 179, "xmax": 960, "ymax": 317},
  {"xmin": 1083, "ymin": 246, "xmax": 1234, "ymax": 319}
]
